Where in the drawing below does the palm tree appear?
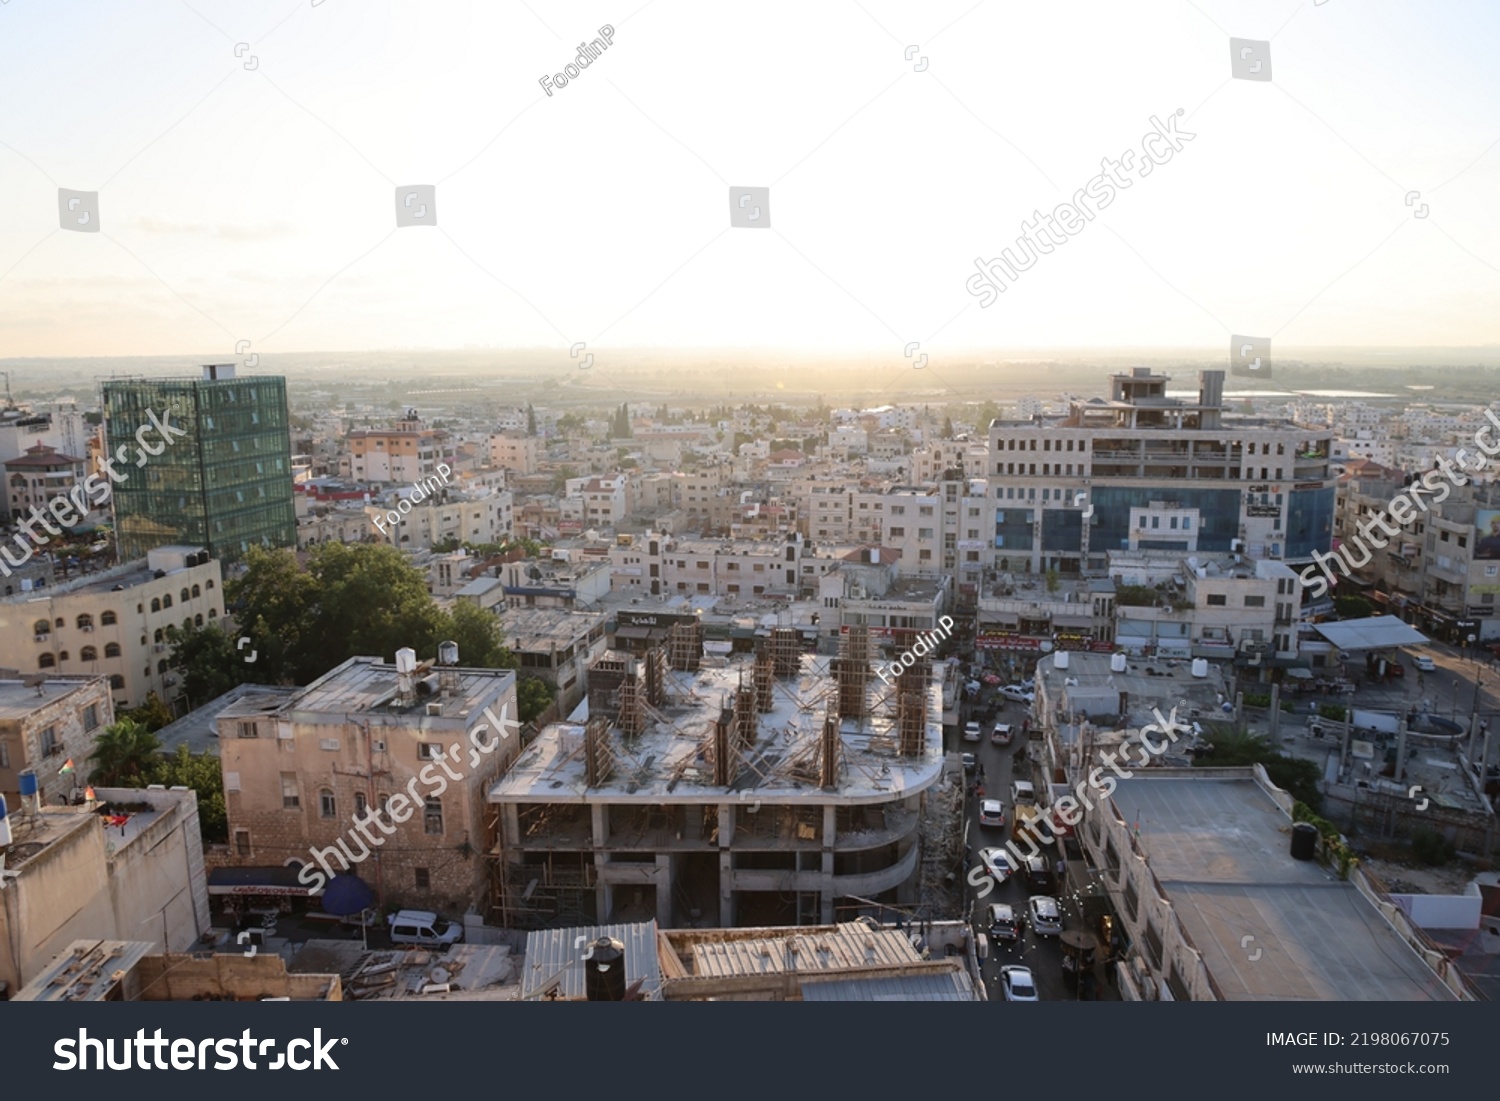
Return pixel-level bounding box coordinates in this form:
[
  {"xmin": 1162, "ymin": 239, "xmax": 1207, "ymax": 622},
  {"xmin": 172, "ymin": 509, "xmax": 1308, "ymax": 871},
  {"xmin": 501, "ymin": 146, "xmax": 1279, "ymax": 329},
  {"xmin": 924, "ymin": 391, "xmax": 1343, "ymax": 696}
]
[{"xmin": 88, "ymin": 718, "xmax": 162, "ymax": 786}]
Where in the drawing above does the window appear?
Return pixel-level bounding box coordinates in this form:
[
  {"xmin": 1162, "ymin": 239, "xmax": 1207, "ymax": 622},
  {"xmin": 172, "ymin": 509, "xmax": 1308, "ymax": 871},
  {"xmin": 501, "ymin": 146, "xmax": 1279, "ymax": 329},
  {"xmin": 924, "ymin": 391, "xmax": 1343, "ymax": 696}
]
[
  {"xmin": 154, "ymin": 628, "xmax": 165, "ymax": 643},
  {"xmin": 206, "ymin": 579, "xmax": 214, "ymax": 589},
  {"xmin": 101, "ymin": 610, "xmax": 117, "ymax": 625},
  {"xmin": 191, "ymin": 584, "xmax": 201, "ymax": 597},
  {"xmin": 32, "ymin": 619, "xmax": 49, "ymax": 636},
  {"xmin": 41, "ymin": 727, "xmax": 58, "ymax": 756},
  {"xmin": 354, "ymin": 792, "xmax": 367, "ymax": 816},
  {"xmin": 109, "ymin": 674, "xmax": 125, "ymax": 689},
  {"xmin": 281, "ymin": 774, "xmax": 300, "ymax": 808},
  {"xmin": 80, "ymin": 645, "xmax": 97, "ymax": 661},
  {"xmin": 319, "ymin": 789, "xmax": 336, "ymax": 818},
  {"xmin": 150, "ymin": 598, "xmax": 161, "ymax": 613},
  {"xmin": 104, "ymin": 642, "xmax": 121, "ymax": 658},
  {"xmin": 195, "ymin": 614, "xmax": 203, "ymax": 626},
  {"xmin": 75, "ymin": 614, "xmax": 92, "ymax": 629},
  {"xmin": 235, "ymin": 830, "xmax": 251, "ymax": 856},
  {"xmin": 1206, "ymin": 594, "xmax": 1227, "ymax": 606},
  {"xmin": 1244, "ymin": 595, "xmax": 1266, "ymax": 608},
  {"xmin": 414, "ymin": 867, "xmax": 431, "ymax": 890},
  {"xmin": 84, "ymin": 703, "xmax": 99, "ymax": 730},
  {"xmin": 0, "ymin": 741, "xmax": 7, "ymax": 769},
  {"xmin": 162, "ymin": 594, "xmax": 172, "ymax": 609},
  {"xmin": 157, "ymin": 659, "xmax": 169, "ymax": 674},
  {"xmin": 180, "ymin": 588, "xmax": 190, "ymax": 602},
  {"xmin": 424, "ymin": 797, "xmax": 443, "ymax": 834},
  {"xmin": 38, "ymin": 654, "xmax": 55, "ymax": 669},
  {"xmin": 417, "ymin": 743, "xmax": 442, "ymax": 760}
]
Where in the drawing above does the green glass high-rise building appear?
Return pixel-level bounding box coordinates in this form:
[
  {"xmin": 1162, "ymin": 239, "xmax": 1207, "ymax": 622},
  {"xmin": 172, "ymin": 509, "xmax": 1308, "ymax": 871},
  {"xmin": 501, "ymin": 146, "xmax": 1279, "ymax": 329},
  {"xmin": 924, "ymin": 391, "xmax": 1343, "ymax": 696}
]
[{"xmin": 103, "ymin": 365, "xmax": 296, "ymax": 562}]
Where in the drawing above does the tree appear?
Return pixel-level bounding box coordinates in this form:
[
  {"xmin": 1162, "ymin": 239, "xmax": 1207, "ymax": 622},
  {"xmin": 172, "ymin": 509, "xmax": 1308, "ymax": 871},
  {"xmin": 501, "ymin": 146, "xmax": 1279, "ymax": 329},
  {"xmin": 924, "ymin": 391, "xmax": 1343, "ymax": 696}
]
[
  {"xmin": 517, "ymin": 676, "xmax": 555, "ymax": 724},
  {"xmin": 168, "ymin": 622, "xmax": 250, "ymax": 707},
  {"xmin": 119, "ymin": 691, "xmax": 175, "ymax": 733},
  {"xmin": 526, "ymin": 403, "xmax": 537, "ymax": 437},
  {"xmin": 1335, "ymin": 594, "xmax": 1373, "ymax": 619},
  {"xmin": 151, "ymin": 745, "xmax": 227, "ymax": 843},
  {"xmin": 442, "ymin": 599, "xmax": 514, "ymax": 669},
  {"xmin": 88, "ymin": 718, "xmax": 162, "ymax": 786},
  {"xmin": 943, "ymin": 415, "xmax": 955, "ymax": 438},
  {"xmin": 1045, "ymin": 567, "xmax": 1060, "ymax": 593}
]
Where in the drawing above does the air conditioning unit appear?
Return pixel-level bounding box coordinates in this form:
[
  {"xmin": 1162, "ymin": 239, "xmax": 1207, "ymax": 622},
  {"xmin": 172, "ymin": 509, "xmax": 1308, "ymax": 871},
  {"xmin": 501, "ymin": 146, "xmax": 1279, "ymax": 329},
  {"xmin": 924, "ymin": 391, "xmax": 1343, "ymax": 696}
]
[
  {"xmin": 426, "ymin": 702, "xmax": 444, "ymax": 716},
  {"xmin": 81, "ymin": 625, "xmax": 93, "ymax": 632},
  {"xmin": 154, "ymin": 644, "xmax": 165, "ymax": 653},
  {"xmin": 34, "ymin": 634, "xmax": 47, "ymax": 643},
  {"xmin": 371, "ymin": 739, "xmax": 386, "ymax": 753}
]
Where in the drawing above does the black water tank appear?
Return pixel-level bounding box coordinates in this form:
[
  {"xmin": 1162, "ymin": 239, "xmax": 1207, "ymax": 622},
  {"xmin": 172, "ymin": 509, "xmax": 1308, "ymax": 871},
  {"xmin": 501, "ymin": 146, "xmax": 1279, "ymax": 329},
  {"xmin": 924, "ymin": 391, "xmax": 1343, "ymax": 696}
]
[
  {"xmin": 1290, "ymin": 821, "xmax": 1318, "ymax": 861},
  {"xmin": 584, "ymin": 937, "xmax": 626, "ymax": 1001}
]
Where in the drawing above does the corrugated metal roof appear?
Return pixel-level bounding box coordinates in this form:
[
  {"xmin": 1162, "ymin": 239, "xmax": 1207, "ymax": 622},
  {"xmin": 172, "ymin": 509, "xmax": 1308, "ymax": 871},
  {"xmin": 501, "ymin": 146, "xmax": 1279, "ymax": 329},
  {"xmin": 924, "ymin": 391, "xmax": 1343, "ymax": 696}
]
[
  {"xmin": 689, "ymin": 926, "xmax": 921, "ymax": 978},
  {"xmin": 521, "ymin": 921, "xmax": 661, "ymax": 1000},
  {"xmin": 800, "ymin": 970, "xmax": 977, "ymax": 1002}
]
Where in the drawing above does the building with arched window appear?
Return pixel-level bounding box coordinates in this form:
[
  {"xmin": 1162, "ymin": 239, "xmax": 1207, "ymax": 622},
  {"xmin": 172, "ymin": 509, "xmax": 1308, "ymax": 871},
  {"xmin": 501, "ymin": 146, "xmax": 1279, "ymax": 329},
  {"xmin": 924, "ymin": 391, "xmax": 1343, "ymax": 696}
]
[{"xmin": 0, "ymin": 546, "xmax": 221, "ymax": 711}]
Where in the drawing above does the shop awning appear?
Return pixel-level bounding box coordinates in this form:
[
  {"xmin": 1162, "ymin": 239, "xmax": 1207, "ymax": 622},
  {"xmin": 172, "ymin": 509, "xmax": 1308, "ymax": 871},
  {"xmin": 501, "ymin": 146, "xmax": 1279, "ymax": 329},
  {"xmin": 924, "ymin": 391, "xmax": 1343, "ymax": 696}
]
[
  {"xmin": 1312, "ymin": 617, "xmax": 1429, "ymax": 651},
  {"xmin": 208, "ymin": 866, "xmax": 319, "ymax": 896}
]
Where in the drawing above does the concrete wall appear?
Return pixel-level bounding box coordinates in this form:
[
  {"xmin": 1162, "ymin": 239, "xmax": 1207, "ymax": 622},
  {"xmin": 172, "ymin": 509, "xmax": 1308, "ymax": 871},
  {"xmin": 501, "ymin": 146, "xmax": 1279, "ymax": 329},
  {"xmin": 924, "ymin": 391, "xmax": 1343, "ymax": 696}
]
[{"xmin": 127, "ymin": 953, "xmax": 341, "ymax": 1000}]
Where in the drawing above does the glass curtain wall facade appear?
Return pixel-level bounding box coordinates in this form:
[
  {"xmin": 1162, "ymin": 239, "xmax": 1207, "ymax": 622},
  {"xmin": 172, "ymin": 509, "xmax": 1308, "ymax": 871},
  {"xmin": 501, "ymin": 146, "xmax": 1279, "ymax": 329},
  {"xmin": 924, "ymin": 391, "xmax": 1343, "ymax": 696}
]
[{"xmin": 103, "ymin": 375, "xmax": 295, "ymax": 562}]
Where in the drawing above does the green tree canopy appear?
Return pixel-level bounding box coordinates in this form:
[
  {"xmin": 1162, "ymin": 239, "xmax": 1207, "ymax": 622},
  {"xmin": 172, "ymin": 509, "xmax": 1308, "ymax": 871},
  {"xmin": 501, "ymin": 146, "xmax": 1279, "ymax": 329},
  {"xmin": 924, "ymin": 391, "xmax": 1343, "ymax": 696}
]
[{"xmin": 88, "ymin": 718, "xmax": 162, "ymax": 786}]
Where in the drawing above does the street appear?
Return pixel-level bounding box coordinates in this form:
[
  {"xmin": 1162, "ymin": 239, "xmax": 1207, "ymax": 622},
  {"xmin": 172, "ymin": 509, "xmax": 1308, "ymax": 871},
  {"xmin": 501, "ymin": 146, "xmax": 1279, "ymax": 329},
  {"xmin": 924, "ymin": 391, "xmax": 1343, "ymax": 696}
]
[{"xmin": 954, "ymin": 675, "xmax": 1110, "ymax": 1002}]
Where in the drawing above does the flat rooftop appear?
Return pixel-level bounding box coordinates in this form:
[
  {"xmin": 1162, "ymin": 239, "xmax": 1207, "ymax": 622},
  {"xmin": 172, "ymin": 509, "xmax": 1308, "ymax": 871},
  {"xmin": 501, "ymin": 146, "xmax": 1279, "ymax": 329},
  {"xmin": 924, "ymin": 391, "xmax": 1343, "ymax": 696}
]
[
  {"xmin": 489, "ymin": 653, "xmax": 945, "ymax": 806},
  {"xmin": 503, "ymin": 607, "xmax": 607, "ymax": 647},
  {"xmin": 1110, "ymin": 775, "xmax": 1456, "ymax": 1001},
  {"xmin": 275, "ymin": 657, "xmax": 514, "ymax": 724},
  {"xmin": 0, "ymin": 675, "xmax": 105, "ymax": 719}
]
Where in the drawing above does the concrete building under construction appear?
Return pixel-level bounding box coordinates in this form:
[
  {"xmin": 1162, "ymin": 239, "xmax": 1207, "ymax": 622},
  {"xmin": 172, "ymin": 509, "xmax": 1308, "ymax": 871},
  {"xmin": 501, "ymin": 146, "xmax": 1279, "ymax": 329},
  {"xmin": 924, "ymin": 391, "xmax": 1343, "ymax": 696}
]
[{"xmin": 484, "ymin": 626, "xmax": 946, "ymax": 930}]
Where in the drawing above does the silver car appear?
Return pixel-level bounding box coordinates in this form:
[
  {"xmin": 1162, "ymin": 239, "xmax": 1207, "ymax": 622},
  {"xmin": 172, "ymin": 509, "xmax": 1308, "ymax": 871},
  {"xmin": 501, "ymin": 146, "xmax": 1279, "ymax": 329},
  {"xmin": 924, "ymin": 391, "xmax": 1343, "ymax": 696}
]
[{"xmin": 1028, "ymin": 895, "xmax": 1063, "ymax": 937}]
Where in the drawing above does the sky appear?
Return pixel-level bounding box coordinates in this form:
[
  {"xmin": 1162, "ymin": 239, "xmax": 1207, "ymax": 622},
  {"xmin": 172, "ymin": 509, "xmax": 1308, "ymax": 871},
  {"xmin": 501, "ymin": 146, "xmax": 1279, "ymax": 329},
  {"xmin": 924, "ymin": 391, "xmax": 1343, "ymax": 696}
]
[{"xmin": 1, "ymin": 0, "xmax": 1499, "ymax": 363}]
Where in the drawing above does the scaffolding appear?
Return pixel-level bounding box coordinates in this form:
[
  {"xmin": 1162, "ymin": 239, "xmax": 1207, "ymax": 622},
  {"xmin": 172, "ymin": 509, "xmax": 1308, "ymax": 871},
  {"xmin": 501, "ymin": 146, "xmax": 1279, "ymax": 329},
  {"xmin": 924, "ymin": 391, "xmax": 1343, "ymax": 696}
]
[
  {"xmin": 711, "ymin": 706, "xmax": 734, "ymax": 787},
  {"xmin": 584, "ymin": 715, "xmax": 614, "ymax": 787},
  {"xmin": 668, "ymin": 621, "xmax": 704, "ymax": 671},
  {"xmin": 734, "ymin": 678, "xmax": 758, "ymax": 750},
  {"xmin": 819, "ymin": 710, "xmax": 842, "ymax": 790},
  {"xmin": 768, "ymin": 628, "xmax": 801, "ymax": 677},
  {"xmin": 754, "ymin": 649, "xmax": 775, "ymax": 712},
  {"xmin": 644, "ymin": 647, "xmax": 667, "ymax": 707},
  {"xmin": 617, "ymin": 677, "xmax": 645, "ymax": 738}
]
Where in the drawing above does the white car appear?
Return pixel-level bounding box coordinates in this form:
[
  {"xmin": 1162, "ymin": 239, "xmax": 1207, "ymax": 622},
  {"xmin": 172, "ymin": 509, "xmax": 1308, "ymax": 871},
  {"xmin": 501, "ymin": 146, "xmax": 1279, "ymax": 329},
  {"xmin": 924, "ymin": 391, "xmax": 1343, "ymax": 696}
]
[
  {"xmin": 963, "ymin": 720, "xmax": 983, "ymax": 742},
  {"xmin": 978, "ymin": 847, "xmax": 1014, "ymax": 884},
  {"xmin": 991, "ymin": 723, "xmax": 1014, "ymax": 745},
  {"xmin": 1000, "ymin": 965, "xmax": 1039, "ymax": 1002},
  {"xmin": 1000, "ymin": 685, "xmax": 1035, "ymax": 704},
  {"xmin": 1413, "ymin": 655, "xmax": 1436, "ymax": 672},
  {"xmin": 1028, "ymin": 895, "xmax": 1063, "ymax": 936},
  {"xmin": 1010, "ymin": 779, "xmax": 1036, "ymax": 806},
  {"xmin": 979, "ymin": 799, "xmax": 1006, "ymax": 828}
]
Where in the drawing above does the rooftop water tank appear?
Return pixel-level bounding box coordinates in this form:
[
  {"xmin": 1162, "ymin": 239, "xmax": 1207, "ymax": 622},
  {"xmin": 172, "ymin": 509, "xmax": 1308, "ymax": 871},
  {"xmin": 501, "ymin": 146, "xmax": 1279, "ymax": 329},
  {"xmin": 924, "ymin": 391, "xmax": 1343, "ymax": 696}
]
[
  {"xmin": 1191, "ymin": 658, "xmax": 1209, "ymax": 678},
  {"xmin": 1110, "ymin": 652, "xmax": 1127, "ymax": 673},
  {"xmin": 1053, "ymin": 650, "xmax": 1070, "ymax": 670}
]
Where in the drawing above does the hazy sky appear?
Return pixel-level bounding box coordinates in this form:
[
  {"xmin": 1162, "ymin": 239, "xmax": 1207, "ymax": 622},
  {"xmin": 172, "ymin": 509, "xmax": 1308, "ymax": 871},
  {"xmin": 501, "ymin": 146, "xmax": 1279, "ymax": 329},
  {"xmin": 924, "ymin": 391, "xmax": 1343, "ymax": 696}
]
[{"xmin": 2, "ymin": 0, "xmax": 1499, "ymax": 363}]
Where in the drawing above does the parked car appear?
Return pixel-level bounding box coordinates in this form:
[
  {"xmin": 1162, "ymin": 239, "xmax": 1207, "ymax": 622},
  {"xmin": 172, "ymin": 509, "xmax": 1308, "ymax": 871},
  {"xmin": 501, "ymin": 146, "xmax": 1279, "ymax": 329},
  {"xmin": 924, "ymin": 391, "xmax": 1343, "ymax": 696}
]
[
  {"xmin": 963, "ymin": 720, "xmax": 983, "ymax": 742},
  {"xmin": 1028, "ymin": 895, "xmax": 1063, "ymax": 936},
  {"xmin": 1000, "ymin": 685, "xmax": 1034, "ymax": 703},
  {"xmin": 1024, "ymin": 856, "xmax": 1056, "ymax": 894},
  {"xmin": 988, "ymin": 903, "xmax": 1022, "ymax": 943},
  {"xmin": 979, "ymin": 799, "xmax": 1006, "ymax": 828},
  {"xmin": 1010, "ymin": 779, "xmax": 1036, "ymax": 805},
  {"xmin": 1000, "ymin": 965, "xmax": 1039, "ymax": 1001},
  {"xmin": 978, "ymin": 847, "xmax": 1014, "ymax": 884},
  {"xmin": 991, "ymin": 723, "xmax": 1014, "ymax": 745},
  {"xmin": 961, "ymin": 752, "xmax": 977, "ymax": 774},
  {"xmin": 387, "ymin": 910, "xmax": 463, "ymax": 948},
  {"xmin": 1412, "ymin": 654, "xmax": 1436, "ymax": 672}
]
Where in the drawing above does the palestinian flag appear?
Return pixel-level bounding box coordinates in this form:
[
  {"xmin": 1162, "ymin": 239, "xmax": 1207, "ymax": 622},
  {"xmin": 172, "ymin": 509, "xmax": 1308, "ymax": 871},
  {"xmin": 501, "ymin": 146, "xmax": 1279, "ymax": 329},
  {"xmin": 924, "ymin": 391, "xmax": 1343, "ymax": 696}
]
[{"xmin": 59, "ymin": 758, "xmax": 75, "ymax": 774}]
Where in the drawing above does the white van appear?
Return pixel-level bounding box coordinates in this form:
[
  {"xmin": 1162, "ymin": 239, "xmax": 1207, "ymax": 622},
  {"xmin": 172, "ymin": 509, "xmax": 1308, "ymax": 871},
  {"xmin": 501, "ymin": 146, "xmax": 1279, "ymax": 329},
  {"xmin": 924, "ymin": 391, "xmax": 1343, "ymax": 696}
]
[{"xmin": 387, "ymin": 910, "xmax": 463, "ymax": 948}]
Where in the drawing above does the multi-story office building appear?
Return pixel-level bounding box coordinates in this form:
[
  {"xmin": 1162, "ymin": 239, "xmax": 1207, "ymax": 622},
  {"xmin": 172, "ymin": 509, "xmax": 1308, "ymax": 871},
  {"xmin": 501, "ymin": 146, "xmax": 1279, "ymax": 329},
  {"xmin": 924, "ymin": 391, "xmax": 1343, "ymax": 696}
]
[
  {"xmin": 103, "ymin": 365, "xmax": 295, "ymax": 562},
  {"xmin": 348, "ymin": 413, "xmax": 458, "ymax": 484},
  {"xmin": 988, "ymin": 368, "xmax": 1336, "ymax": 577}
]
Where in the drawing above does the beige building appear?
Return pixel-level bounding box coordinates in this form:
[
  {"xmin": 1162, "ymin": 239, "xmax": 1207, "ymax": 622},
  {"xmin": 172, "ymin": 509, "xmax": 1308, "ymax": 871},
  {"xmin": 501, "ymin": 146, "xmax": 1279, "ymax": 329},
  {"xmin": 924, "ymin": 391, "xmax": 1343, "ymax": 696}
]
[
  {"xmin": 3, "ymin": 442, "xmax": 90, "ymax": 525},
  {"xmin": 216, "ymin": 652, "xmax": 519, "ymax": 916},
  {"xmin": 370, "ymin": 489, "xmax": 514, "ymax": 549},
  {"xmin": 0, "ymin": 786, "xmax": 211, "ymax": 993},
  {"xmin": 0, "ymin": 674, "xmax": 114, "ymax": 808},
  {"xmin": 488, "ymin": 432, "xmax": 540, "ymax": 475},
  {"xmin": 0, "ymin": 546, "xmax": 223, "ymax": 711},
  {"xmin": 348, "ymin": 416, "xmax": 457, "ymax": 485}
]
